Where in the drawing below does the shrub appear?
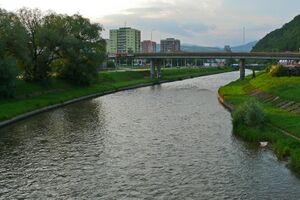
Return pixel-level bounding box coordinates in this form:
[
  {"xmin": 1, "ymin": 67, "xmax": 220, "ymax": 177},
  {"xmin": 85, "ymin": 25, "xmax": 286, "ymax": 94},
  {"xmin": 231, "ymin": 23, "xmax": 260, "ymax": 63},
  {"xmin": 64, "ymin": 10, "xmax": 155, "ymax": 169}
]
[
  {"xmin": 269, "ymin": 65, "xmax": 289, "ymax": 77},
  {"xmin": 289, "ymin": 67, "xmax": 300, "ymax": 76},
  {"xmin": 0, "ymin": 57, "xmax": 18, "ymax": 98},
  {"xmin": 107, "ymin": 60, "xmax": 116, "ymax": 68},
  {"xmin": 290, "ymin": 149, "xmax": 300, "ymax": 172},
  {"xmin": 233, "ymin": 99, "xmax": 267, "ymax": 127}
]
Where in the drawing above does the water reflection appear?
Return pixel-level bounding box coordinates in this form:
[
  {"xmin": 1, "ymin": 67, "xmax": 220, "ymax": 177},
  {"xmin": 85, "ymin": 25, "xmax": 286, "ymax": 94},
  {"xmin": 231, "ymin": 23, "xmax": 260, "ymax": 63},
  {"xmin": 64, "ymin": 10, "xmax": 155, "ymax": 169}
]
[{"xmin": 1, "ymin": 71, "xmax": 300, "ymax": 199}]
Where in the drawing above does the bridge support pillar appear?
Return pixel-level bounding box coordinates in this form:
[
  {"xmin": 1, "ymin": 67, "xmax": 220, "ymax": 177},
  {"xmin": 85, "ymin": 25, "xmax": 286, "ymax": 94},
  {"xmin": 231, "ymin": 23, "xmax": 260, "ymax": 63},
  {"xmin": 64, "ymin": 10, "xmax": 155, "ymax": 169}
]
[
  {"xmin": 150, "ymin": 60, "xmax": 156, "ymax": 79},
  {"xmin": 157, "ymin": 61, "xmax": 162, "ymax": 79},
  {"xmin": 240, "ymin": 58, "xmax": 245, "ymax": 80}
]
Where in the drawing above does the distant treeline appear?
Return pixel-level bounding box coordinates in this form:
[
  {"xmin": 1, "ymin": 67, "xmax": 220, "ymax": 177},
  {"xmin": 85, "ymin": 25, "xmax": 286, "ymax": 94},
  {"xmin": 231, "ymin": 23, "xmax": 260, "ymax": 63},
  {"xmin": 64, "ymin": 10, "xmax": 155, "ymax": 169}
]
[
  {"xmin": 252, "ymin": 15, "xmax": 300, "ymax": 52},
  {"xmin": 0, "ymin": 8, "xmax": 105, "ymax": 98}
]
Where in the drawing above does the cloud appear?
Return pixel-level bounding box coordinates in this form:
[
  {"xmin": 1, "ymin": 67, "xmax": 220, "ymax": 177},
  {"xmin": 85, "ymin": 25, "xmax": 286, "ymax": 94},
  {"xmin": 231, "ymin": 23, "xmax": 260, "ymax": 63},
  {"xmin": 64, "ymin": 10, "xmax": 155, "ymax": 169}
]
[
  {"xmin": 2, "ymin": 0, "xmax": 300, "ymax": 46},
  {"xmin": 99, "ymin": 0, "xmax": 300, "ymax": 46},
  {"xmin": 97, "ymin": 1, "xmax": 218, "ymax": 43},
  {"xmin": 100, "ymin": 11, "xmax": 214, "ymax": 37}
]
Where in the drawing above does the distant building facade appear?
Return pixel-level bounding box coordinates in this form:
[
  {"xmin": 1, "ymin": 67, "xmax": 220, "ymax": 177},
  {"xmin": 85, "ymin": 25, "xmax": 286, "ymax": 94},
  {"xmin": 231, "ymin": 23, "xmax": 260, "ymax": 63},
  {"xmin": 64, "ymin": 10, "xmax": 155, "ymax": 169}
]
[
  {"xmin": 160, "ymin": 38, "xmax": 180, "ymax": 53},
  {"xmin": 141, "ymin": 40, "xmax": 156, "ymax": 53},
  {"xmin": 106, "ymin": 30, "xmax": 118, "ymax": 54},
  {"xmin": 107, "ymin": 27, "xmax": 141, "ymax": 54}
]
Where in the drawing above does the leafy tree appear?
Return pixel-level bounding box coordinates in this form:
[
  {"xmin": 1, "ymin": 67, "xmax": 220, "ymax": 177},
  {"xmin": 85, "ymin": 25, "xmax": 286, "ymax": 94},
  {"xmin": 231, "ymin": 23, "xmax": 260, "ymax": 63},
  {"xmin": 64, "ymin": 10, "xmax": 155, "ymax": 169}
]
[
  {"xmin": 17, "ymin": 8, "xmax": 65, "ymax": 83},
  {"xmin": 17, "ymin": 9, "xmax": 105, "ymax": 85},
  {"xmin": 0, "ymin": 9, "xmax": 28, "ymax": 63},
  {"xmin": 0, "ymin": 9, "xmax": 26, "ymax": 98},
  {"xmin": 0, "ymin": 56, "xmax": 17, "ymax": 98},
  {"xmin": 56, "ymin": 14, "xmax": 105, "ymax": 85},
  {"xmin": 17, "ymin": 8, "xmax": 57, "ymax": 83}
]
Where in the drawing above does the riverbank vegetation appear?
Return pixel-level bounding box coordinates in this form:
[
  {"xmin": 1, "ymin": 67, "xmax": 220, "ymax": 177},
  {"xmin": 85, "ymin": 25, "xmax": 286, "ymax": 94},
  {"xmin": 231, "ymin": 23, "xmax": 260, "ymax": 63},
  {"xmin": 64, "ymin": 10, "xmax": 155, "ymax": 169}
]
[
  {"xmin": 0, "ymin": 7, "xmax": 234, "ymax": 123},
  {"xmin": 0, "ymin": 67, "xmax": 232, "ymax": 122},
  {"xmin": 219, "ymin": 68, "xmax": 300, "ymax": 172},
  {"xmin": 0, "ymin": 7, "xmax": 105, "ymax": 97}
]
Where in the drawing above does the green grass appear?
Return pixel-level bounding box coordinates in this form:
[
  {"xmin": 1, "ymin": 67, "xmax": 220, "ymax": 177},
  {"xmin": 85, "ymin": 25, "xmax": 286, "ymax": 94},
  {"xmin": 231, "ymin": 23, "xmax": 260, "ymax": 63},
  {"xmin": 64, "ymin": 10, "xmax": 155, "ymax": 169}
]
[
  {"xmin": 219, "ymin": 71, "xmax": 300, "ymax": 172},
  {"xmin": 0, "ymin": 67, "xmax": 232, "ymax": 122},
  {"xmin": 249, "ymin": 72, "xmax": 300, "ymax": 102},
  {"xmin": 162, "ymin": 67, "xmax": 232, "ymax": 80}
]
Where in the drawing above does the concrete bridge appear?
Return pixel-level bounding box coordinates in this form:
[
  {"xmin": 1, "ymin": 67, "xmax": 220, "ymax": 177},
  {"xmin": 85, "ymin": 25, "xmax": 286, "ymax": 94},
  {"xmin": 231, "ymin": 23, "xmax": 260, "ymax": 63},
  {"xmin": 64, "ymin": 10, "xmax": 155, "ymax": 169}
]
[{"xmin": 130, "ymin": 52, "xmax": 300, "ymax": 80}]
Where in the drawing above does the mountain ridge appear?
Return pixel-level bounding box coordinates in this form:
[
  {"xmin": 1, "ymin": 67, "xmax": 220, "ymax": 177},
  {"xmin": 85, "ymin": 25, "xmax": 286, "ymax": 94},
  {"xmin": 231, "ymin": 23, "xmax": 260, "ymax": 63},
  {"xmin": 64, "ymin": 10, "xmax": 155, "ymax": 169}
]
[
  {"xmin": 156, "ymin": 41, "xmax": 257, "ymax": 52},
  {"xmin": 252, "ymin": 15, "xmax": 300, "ymax": 52}
]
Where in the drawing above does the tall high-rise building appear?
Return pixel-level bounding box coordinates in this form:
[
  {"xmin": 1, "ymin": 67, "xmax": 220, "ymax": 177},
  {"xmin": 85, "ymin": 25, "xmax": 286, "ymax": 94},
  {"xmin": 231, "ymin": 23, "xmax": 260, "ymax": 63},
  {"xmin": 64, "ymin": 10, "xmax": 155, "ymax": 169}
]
[
  {"xmin": 107, "ymin": 27, "xmax": 141, "ymax": 54},
  {"xmin": 160, "ymin": 38, "xmax": 180, "ymax": 53},
  {"xmin": 141, "ymin": 40, "xmax": 156, "ymax": 53},
  {"xmin": 107, "ymin": 30, "xmax": 118, "ymax": 54}
]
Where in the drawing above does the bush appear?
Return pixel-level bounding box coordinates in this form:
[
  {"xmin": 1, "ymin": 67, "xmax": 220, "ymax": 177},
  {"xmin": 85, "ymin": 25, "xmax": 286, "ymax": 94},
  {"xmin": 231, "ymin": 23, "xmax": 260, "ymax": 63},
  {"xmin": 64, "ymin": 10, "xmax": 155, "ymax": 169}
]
[
  {"xmin": 288, "ymin": 67, "xmax": 300, "ymax": 76},
  {"xmin": 233, "ymin": 99, "xmax": 267, "ymax": 127},
  {"xmin": 269, "ymin": 65, "xmax": 289, "ymax": 76},
  {"xmin": 265, "ymin": 65, "xmax": 272, "ymax": 73},
  {"xmin": 0, "ymin": 57, "xmax": 17, "ymax": 98},
  {"xmin": 291, "ymin": 149, "xmax": 300, "ymax": 172},
  {"xmin": 269, "ymin": 65, "xmax": 300, "ymax": 77},
  {"xmin": 59, "ymin": 59, "xmax": 99, "ymax": 86},
  {"xmin": 107, "ymin": 60, "xmax": 116, "ymax": 68}
]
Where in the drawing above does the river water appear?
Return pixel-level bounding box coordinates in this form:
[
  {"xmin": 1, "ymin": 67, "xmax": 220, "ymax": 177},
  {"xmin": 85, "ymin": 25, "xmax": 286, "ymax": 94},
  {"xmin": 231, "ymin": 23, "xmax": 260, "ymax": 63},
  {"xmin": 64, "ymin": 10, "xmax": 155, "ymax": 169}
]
[{"xmin": 1, "ymin": 71, "xmax": 300, "ymax": 199}]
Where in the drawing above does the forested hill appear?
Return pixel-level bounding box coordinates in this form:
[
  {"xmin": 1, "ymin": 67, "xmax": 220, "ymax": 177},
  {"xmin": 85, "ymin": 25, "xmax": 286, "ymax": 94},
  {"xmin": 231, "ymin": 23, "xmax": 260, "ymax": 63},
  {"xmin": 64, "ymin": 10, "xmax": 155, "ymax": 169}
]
[{"xmin": 252, "ymin": 15, "xmax": 300, "ymax": 52}]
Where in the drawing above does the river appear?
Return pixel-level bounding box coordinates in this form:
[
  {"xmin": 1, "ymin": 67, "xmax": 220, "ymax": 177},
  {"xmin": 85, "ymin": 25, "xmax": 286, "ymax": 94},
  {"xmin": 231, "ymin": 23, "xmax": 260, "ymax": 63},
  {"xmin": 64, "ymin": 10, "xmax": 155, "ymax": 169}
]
[{"xmin": 0, "ymin": 71, "xmax": 300, "ymax": 199}]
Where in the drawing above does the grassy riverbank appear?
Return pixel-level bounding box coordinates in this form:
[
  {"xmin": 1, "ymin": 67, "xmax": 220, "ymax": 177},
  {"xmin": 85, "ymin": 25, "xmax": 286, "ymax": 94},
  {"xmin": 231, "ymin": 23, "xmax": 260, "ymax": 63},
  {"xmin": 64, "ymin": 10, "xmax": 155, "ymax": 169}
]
[
  {"xmin": 219, "ymin": 71, "xmax": 300, "ymax": 172},
  {"xmin": 0, "ymin": 67, "xmax": 232, "ymax": 123}
]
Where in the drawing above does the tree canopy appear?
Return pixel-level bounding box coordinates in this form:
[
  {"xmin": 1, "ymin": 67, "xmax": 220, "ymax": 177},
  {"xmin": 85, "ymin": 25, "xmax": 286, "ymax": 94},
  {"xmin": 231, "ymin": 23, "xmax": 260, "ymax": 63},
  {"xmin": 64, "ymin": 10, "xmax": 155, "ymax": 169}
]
[
  {"xmin": 0, "ymin": 9, "xmax": 25, "ymax": 97},
  {"xmin": 15, "ymin": 8, "xmax": 105, "ymax": 85},
  {"xmin": 0, "ymin": 7, "xmax": 105, "ymax": 98}
]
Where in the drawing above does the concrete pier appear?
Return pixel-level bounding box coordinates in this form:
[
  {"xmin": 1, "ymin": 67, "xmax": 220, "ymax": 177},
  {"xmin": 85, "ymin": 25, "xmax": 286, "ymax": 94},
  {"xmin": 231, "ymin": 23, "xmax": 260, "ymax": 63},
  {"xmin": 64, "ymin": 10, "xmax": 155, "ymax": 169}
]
[
  {"xmin": 240, "ymin": 58, "xmax": 245, "ymax": 80},
  {"xmin": 157, "ymin": 64, "xmax": 161, "ymax": 79},
  {"xmin": 150, "ymin": 60, "xmax": 156, "ymax": 79}
]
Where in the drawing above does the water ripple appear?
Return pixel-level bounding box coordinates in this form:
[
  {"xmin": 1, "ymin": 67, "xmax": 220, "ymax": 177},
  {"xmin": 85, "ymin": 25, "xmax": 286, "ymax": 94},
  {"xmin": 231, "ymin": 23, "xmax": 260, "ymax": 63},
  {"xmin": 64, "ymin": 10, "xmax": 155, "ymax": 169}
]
[{"xmin": 1, "ymin": 71, "xmax": 300, "ymax": 199}]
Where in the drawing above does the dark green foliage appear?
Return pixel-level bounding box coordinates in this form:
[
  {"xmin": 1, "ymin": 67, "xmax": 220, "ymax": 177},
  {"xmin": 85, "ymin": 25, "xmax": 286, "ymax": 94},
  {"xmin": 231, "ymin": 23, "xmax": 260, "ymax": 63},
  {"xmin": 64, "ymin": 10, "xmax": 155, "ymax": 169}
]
[
  {"xmin": 54, "ymin": 14, "xmax": 105, "ymax": 85},
  {"xmin": 269, "ymin": 65, "xmax": 300, "ymax": 77},
  {"xmin": 288, "ymin": 67, "xmax": 300, "ymax": 76},
  {"xmin": 0, "ymin": 9, "xmax": 28, "ymax": 64},
  {"xmin": 253, "ymin": 15, "xmax": 300, "ymax": 52},
  {"xmin": 58, "ymin": 54, "xmax": 100, "ymax": 86},
  {"xmin": 15, "ymin": 8, "xmax": 105, "ymax": 85},
  {"xmin": 233, "ymin": 99, "xmax": 267, "ymax": 127},
  {"xmin": 107, "ymin": 61, "xmax": 116, "ymax": 68},
  {"xmin": 0, "ymin": 9, "xmax": 25, "ymax": 98},
  {"xmin": 291, "ymin": 150, "xmax": 300, "ymax": 171},
  {"xmin": 269, "ymin": 65, "xmax": 290, "ymax": 77},
  {"xmin": 0, "ymin": 57, "xmax": 17, "ymax": 98}
]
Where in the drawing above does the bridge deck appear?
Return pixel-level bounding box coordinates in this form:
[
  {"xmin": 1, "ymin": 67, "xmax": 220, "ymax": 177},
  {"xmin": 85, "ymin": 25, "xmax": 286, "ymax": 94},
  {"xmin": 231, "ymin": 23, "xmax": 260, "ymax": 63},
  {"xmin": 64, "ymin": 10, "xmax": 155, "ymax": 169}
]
[{"xmin": 132, "ymin": 52, "xmax": 300, "ymax": 60}]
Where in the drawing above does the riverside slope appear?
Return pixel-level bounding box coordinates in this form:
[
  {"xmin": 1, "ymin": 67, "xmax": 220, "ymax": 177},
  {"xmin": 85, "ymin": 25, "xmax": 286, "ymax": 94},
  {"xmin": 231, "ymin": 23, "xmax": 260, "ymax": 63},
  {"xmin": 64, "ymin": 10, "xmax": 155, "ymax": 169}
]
[{"xmin": 219, "ymin": 71, "xmax": 300, "ymax": 172}]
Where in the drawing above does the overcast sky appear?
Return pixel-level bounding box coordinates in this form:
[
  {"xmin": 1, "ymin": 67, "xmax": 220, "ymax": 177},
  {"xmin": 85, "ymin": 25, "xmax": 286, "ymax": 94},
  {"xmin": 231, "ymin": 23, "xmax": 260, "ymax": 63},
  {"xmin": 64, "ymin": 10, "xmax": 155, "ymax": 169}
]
[{"xmin": 1, "ymin": 0, "xmax": 299, "ymax": 46}]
